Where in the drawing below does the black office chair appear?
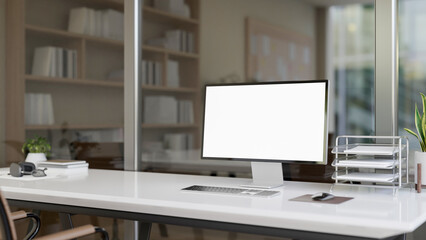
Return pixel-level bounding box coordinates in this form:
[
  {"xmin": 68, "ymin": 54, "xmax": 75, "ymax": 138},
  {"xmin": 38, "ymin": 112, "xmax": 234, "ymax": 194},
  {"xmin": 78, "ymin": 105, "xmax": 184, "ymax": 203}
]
[{"xmin": 0, "ymin": 190, "xmax": 109, "ymax": 240}]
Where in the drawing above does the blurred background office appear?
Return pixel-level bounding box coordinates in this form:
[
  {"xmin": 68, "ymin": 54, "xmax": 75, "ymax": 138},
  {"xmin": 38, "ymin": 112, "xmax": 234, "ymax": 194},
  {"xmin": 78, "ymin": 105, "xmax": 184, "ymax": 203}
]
[{"xmin": 0, "ymin": 0, "xmax": 425, "ymax": 239}]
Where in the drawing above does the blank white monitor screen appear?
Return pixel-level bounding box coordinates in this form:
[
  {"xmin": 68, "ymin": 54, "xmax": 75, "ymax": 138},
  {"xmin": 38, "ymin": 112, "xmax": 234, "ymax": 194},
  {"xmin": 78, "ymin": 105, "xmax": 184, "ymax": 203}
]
[{"xmin": 202, "ymin": 80, "xmax": 328, "ymax": 164}]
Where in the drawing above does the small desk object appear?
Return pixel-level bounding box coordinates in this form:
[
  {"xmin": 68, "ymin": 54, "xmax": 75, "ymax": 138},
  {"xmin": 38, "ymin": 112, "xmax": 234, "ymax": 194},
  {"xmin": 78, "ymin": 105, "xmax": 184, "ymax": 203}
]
[{"xmin": 0, "ymin": 169, "xmax": 424, "ymax": 240}]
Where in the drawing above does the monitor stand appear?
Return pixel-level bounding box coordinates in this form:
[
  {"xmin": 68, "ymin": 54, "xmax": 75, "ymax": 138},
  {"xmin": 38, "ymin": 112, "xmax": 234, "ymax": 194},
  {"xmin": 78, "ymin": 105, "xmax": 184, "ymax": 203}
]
[{"xmin": 240, "ymin": 162, "xmax": 284, "ymax": 189}]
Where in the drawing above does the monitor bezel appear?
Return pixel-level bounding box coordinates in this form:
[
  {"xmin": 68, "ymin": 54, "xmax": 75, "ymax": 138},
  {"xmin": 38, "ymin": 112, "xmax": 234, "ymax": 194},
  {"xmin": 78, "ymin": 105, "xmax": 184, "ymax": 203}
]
[{"xmin": 201, "ymin": 79, "xmax": 329, "ymax": 165}]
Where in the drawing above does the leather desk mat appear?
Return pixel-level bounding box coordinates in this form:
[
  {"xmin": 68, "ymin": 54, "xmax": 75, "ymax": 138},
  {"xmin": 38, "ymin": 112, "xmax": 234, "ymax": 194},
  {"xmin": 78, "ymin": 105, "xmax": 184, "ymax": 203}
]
[{"xmin": 289, "ymin": 194, "xmax": 353, "ymax": 204}]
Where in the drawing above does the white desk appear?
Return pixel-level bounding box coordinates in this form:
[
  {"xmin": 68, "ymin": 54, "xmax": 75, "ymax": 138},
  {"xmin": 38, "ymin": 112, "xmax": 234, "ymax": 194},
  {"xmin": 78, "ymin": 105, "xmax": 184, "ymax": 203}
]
[{"xmin": 0, "ymin": 169, "xmax": 425, "ymax": 240}]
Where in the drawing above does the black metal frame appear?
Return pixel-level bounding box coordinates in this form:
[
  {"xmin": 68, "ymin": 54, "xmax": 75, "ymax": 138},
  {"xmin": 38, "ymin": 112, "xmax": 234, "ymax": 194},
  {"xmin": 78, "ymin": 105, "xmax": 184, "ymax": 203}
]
[
  {"xmin": 8, "ymin": 199, "xmax": 404, "ymax": 240},
  {"xmin": 0, "ymin": 198, "xmax": 13, "ymax": 240},
  {"xmin": 94, "ymin": 227, "xmax": 109, "ymax": 240},
  {"xmin": 23, "ymin": 212, "xmax": 40, "ymax": 240}
]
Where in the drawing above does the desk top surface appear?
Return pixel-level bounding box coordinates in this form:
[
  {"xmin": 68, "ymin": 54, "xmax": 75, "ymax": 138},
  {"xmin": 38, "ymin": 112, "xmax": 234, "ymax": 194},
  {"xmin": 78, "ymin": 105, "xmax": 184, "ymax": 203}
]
[{"xmin": 1, "ymin": 169, "xmax": 425, "ymax": 239}]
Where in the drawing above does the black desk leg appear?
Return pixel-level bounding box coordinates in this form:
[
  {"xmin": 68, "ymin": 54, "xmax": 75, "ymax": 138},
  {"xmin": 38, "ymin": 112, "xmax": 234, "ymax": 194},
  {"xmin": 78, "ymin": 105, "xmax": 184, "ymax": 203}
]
[{"xmin": 138, "ymin": 222, "xmax": 152, "ymax": 240}]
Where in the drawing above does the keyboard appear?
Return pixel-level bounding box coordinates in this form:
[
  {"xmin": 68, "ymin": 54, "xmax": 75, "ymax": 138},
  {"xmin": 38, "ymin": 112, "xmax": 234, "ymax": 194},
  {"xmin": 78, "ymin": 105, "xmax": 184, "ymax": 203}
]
[{"xmin": 181, "ymin": 185, "xmax": 280, "ymax": 197}]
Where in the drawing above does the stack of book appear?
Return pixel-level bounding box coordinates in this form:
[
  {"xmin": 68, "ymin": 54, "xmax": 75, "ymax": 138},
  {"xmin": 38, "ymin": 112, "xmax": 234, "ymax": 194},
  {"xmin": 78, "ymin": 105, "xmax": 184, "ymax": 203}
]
[
  {"xmin": 32, "ymin": 46, "xmax": 77, "ymax": 78},
  {"xmin": 25, "ymin": 93, "xmax": 55, "ymax": 125},
  {"xmin": 143, "ymin": 96, "xmax": 194, "ymax": 125},
  {"xmin": 144, "ymin": 96, "xmax": 178, "ymax": 124},
  {"xmin": 142, "ymin": 60, "xmax": 162, "ymax": 86},
  {"xmin": 38, "ymin": 160, "xmax": 89, "ymax": 175},
  {"xmin": 178, "ymin": 100, "xmax": 194, "ymax": 124},
  {"xmin": 147, "ymin": 30, "xmax": 195, "ymax": 53},
  {"xmin": 153, "ymin": 0, "xmax": 191, "ymax": 18},
  {"xmin": 164, "ymin": 133, "xmax": 193, "ymax": 150},
  {"xmin": 68, "ymin": 7, "xmax": 124, "ymax": 41}
]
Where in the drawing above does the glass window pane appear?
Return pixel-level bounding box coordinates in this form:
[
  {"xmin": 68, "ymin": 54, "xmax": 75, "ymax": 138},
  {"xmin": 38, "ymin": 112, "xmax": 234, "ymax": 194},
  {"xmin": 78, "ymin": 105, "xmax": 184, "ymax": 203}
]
[
  {"xmin": 140, "ymin": 0, "xmax": 375, "ymax": 177},
  {"xmin": 398, "ymin": 0, "xmax": 426, "ymax": 151},
  {"xmin": 330, "ymin": 3, "xmax": 375, "ymax": 137}
]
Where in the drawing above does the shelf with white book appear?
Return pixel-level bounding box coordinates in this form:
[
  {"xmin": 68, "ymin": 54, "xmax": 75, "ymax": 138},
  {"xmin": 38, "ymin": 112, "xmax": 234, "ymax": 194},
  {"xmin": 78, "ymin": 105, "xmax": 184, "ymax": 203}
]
[
  {"xmin": 25, "ymin": 124, "xmax": 123, "ymax": 131},
  {"xmin": 143, "ymin": 6, "xmax": 199, "ymax": 27},
  {"xmin": 142, "ymin": 124, "xmax": 199, "ymax": 129},
  {"xmin": 7, "ymin": 0, "xmax": 127, "ymax": 167},
  {"xmin": 26, "ymin": 25, "xmax": 123, "ymax": 48},
  {"xmin": 25, "ymin": 75, "xmax": 124, "ymax": 88},
  {"xmin": 142, "ymin": 85, "xmax": 197, "ymax": 93},
  {"xmin": 142, "ymin": 45, "xmax": 198, "ymax": 59}
]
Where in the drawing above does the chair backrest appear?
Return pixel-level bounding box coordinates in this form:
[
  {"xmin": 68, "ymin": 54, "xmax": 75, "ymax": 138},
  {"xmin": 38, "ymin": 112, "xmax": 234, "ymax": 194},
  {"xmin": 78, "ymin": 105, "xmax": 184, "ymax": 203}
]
[{"xmin": 0, "ymin": 190, "xmax": 17, "ymax": 240}]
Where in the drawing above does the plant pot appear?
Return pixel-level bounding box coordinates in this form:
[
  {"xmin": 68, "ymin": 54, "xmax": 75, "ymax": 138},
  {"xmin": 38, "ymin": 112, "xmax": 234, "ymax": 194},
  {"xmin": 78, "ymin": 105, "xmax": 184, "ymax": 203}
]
[
  {"xmin": 414, "ymin": 151, "xmax": 426, "ymax": 185},
  {"xmin": 25, "ymin": 153, "xmax": 47, "ymax": 167}
]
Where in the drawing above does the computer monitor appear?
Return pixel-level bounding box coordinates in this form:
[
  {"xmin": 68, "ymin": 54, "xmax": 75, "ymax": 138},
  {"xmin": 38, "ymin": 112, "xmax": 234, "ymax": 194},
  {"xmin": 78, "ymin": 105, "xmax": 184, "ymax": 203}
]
[{"xmin": 202, "ymin": 80, "xmax": 328, "ymax": 188}]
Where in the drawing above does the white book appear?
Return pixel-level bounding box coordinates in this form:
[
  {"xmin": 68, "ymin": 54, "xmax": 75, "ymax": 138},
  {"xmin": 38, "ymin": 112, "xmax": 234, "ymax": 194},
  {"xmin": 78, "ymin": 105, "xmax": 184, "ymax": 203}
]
[
  {"xmin": 187, "ymin": 32, "xmax": 194, "ymax": 53},
  {"xmin": 154, "ymin": 62, "xmax": 162, "ymax": 86},
  {"xmin": 72, "ymin": 50, "xmax": 77, "ymax": 78},
  {"xmin": 187, "ymin": 134, "xmax": 194, "ymax": 149},
  {"xmin": 25, "ymin": 93, "xmax": 34, "ymax": 125},
  {"xmin": 101, "ymin": 11, "xmax": 110, "ymax": 38},
  {"xmin": 141, "ymin": 60, "xmax": 147, "ymax": 85},
  {"xmin": 45, "ymin": 94, "xmax": 55, "ymax": 125},
  {"xmin": 146, "ymin": 61, "xmax": 153, "ymax": 85},
  {"xmin": 88, "ymin": 9, "xmax": 96, "ymax": 36},
  {"xmin": 166, "ymin": 60, "xmax": 179, "ymax": 87},
  {"xmin": 186, "ymin": 101, "xmax": 194, "ymax": 124},
  {"xmin": 95, "ymin": 10, "xmax": 103, "ymax": 37},
  {"xmin": 63, "ymin": 49, "xmax": 68, "ymax": 78},
  {"xmin": 39, "ymin": 160, "xmax": 86, "ymax": 166},
  {"xmin": 102, "ymin": 9, "xmax": 124, "ymax": 40},
  {"xmin": 32, "ymin": 46, "xmax": 54, "ymax": 76},
  {"xmin": 180, "ymin": 30, "xmax": 187, "ymax": 52},
  {"xmin": 49, "ymin": 48, "xmax": 56, "ymax": 77},
  {"xmin": 40, "ymin": 94, "xmax": 48, "ymax": 124},
  {"xmin": 56, "ymin": 48, "xmax": 63, "ymax": 78},
  {"xmin": 165, "ymin": 30, "xmax": 180, "ymax": 51},
  {"xmin": 67, "ymin": 49, "xmax": 73, "ymax": 78},
  {"xmin": 146, "ymin": 38, "xmax": 168, "ymax": 48},
  {"xmin": 144, "ymin": 96, "xmax": 177, "ymax": 124},
  {"xmin": 35, "ymin": 94, "xmax": 44, "ymax": 125},
  {"xmin": 29, "ymin": 93, "xmax": 37, "ymax": 125},
  {"xmin": 164, "ymin": 133, "xmax": 186, "ymax": 150},
  {"xmin": 68, "ymin": 7, "xmax": 89, "ymax": 34}
]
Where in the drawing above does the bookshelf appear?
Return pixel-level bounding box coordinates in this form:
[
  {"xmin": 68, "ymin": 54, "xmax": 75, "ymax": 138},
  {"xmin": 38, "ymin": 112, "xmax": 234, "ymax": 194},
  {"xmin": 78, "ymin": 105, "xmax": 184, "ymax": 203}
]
[
  {"xmin": 6, "ymin": 0, "xmax": 201, "ymax": 165},
  {"xmin": 141, "ymin": 0, "xmax": 201, "ymax": 154}
]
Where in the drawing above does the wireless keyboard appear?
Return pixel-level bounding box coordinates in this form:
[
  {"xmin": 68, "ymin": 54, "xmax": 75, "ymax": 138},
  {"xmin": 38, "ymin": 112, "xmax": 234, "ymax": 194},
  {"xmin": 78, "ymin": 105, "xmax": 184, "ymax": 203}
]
[{"xmin": 181, "ymin": 185, "xmax": 280, "ymax": 197}]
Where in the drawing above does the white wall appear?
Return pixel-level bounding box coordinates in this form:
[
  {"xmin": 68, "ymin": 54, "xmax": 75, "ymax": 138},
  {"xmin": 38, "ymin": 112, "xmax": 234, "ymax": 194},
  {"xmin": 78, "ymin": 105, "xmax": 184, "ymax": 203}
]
[
  {"xmin": 200, "ymin": 0, "xmax": 316, "ymax": 83},
  {"xmin": 0, "ymin": 0, "xmax": 5, "ymax": 167}
]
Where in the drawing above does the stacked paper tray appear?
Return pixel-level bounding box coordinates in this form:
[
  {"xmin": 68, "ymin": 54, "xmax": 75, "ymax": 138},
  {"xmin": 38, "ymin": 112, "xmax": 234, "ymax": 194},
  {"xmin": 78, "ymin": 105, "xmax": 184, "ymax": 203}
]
[
  {"xmin": 332, "ymin": 158, "xmax": 400, "ymax": 169},
  {"xmin": 331, "ymin": 144, "xmax": 404, "ymax": 155},
  {"xmin": 332, "ymin": 172, "xmax": 399, "ymax": 183}
]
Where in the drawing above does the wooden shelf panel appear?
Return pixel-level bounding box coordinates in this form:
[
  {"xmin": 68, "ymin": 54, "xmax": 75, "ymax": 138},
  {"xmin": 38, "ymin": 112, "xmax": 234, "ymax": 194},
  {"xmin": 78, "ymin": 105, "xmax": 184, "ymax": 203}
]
[
  {"xmin": 143, "ymin": 6, "xmax": 199, "ymax": 27},
  {"xmin": 26, "ymin": 124, "xmax": 123, "ymax": 130},
  {"xmin": 26, "ymin": 75, "xmax": 199, "ymax": 91},
  {"xmin": 142, "ymin": 124, "xmax": 199, "ymax": 129},
  {"xmin": 26, "ymin": 75, "xmax": 124, "ymax": 88},
  {"xmin": 142, "ymin": 45, "xmax": 198, "ymax": 59},
  {"xmin": 142, "ymin": 85, "xmax": 198, "ymax": 93},
  {"xmin": 26, "ymin": 25, "xmax": 124, "ymax": 47}
]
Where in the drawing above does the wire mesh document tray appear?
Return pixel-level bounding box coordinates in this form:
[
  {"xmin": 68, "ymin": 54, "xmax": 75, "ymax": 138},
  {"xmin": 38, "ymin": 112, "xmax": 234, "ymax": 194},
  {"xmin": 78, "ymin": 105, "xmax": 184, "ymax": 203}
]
[
  {"xmin": 181, "ymin": 185, "xmax": 280, "ymax": 197},
  {"xmin": 332, "ymin": 136, "xmax": 409, "ymax": 189}
]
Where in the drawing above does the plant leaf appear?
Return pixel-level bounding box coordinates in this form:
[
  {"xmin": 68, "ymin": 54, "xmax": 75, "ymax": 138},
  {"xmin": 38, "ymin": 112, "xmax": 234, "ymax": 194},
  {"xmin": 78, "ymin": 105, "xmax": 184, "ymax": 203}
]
[
  {"xmin": 405, "ymin": 128, "xmax": 426, "ymax": 151},
  {"xmin": 421, "ymin": 92, "xmax": 426, "ymax": 117},
  {"xmin": 415, "ymin": 104, "xmax": 425, "ymax": 148}
]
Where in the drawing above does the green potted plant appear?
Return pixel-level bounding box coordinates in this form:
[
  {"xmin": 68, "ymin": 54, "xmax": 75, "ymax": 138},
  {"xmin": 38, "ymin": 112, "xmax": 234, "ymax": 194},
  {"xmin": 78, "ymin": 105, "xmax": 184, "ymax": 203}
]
[
  {"xmin": 405, "ymin": 92, "xmax": 426, "ymax": 185},
  {"xmin": 22, "ymin": 136, "xmax": 51, "ymax": 166}
]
